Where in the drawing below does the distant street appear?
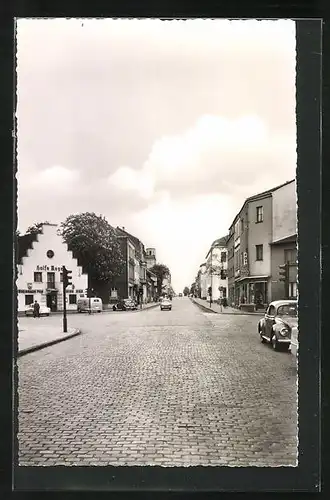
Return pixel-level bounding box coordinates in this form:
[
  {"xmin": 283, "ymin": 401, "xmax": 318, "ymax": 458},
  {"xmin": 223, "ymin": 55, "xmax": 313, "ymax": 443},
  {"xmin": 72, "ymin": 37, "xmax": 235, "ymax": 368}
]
[{"xmin": 18, "ymin": 297, "xmax": 297, "ymax": 467}]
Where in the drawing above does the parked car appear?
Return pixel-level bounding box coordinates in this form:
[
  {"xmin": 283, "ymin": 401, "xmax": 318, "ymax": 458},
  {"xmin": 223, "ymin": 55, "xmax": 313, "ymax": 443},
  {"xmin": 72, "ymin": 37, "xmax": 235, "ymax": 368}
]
[
  {"xmin": 160, "ymin": 298, "xmax": 172, "ymax": 311},
  {"xmin": 113, "ymin": 299, "xmax": 137, "ymax": 311},
  {"xmin": 258, "ymin": 300, "xmax": 297, "ymax": 351},
  {"xmin": 77, "ymin": 297, "xmax": 103, "ymax": 313},
  {"xmin": 290, "ymin": 325, "xmax": 299, "ymax": 358},
  {"xmin": 179, "ymin": 293, "xmax": 183, "ymax": 297},
  {"xmin": 25, "ymin": 304, "xmax": 50, "ymax": 317}
]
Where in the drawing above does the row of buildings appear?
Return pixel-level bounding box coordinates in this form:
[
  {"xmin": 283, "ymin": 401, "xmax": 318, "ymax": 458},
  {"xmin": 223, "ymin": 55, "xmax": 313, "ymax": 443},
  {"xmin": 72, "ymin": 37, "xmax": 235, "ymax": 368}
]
[
  {"xmin": 194, "ymin": 179, "xmax": 297, "ymax": 311},
  {"xmin": 17, "ymin": 223, "xmax": 172, "ymax": 312}
]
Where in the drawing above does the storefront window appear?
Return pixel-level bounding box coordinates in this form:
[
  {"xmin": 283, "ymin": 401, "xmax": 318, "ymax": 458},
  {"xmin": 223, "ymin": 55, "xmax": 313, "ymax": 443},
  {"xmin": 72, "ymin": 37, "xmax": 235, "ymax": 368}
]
[{"xmin": 69, "ymin": 294, "xmax": 77, "ymax": 304}]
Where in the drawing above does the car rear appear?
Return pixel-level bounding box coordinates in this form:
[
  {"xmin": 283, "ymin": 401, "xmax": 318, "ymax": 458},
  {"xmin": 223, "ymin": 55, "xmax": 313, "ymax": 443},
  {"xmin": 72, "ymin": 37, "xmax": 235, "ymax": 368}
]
[{"xmin": 160, "ymin": 299, "xmax": 172, "ymax": 311}]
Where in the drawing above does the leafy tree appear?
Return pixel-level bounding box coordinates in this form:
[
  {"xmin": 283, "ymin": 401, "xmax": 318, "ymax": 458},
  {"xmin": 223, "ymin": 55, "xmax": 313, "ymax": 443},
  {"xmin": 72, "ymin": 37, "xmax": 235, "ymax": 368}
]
[
  {"xmin": 59, "ymin": 212, "xmax": 125, "ymax": 286},
  {"xmin": 149, "ymin": 263, "xmax": 170, "ymax": 296},
  {"xmin": 183, "ymin": 286, "xmax": 190, "ymax": 296},
  {"xmin": 26, "ymin": 221, "xmax": 51, "ymax": 234}
]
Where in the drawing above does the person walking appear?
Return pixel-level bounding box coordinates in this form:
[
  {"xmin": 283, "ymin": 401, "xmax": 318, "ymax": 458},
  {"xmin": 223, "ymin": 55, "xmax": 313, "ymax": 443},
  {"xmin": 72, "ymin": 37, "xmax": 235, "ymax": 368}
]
[{"xmin": 33, "ymin": 300, "xmax": 40, "ymax": 318}]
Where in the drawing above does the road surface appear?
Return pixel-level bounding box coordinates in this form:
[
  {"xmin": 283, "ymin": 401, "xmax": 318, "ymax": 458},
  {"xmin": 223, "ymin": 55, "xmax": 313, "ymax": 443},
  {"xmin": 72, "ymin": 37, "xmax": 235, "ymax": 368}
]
[{"xmin": 17, "ymin": 297, "xmax": 298, "ymax": 466}]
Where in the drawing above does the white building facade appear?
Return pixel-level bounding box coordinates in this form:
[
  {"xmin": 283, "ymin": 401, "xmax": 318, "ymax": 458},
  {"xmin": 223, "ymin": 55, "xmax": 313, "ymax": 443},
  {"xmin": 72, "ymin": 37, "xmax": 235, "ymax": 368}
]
[
  {"xmin": 204, "ymin": 236, "xmax": 229, "ymax": 301},
  {"xmin": 17, "ymin": 223, "xmax": 88, "ymax": 313}
]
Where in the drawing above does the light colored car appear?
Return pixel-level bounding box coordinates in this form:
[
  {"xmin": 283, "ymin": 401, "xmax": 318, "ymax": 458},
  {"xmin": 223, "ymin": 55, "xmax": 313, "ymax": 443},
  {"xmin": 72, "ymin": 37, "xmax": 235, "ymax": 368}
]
[
  {"xmin": 25, "ymin": 304, "xmax": 50, "ymax": 317},
  {"xmin": 290, "ymin": 325, "xmax": 298, "ymax": 357},
  {"xmin": 258, "ymin": 300, "xmax": 297, "ymax": 351},
  {"xmin": 77, "ymin": 297, "xmax": 103, "ymax": 313},
  {"xmin": 160, "ymin": 299, "xmax": 172, "ymax": 311}
]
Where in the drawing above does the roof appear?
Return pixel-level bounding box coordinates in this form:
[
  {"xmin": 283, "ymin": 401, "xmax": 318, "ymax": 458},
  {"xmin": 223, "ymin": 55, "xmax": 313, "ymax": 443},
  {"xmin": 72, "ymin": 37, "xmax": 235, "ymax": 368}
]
[
  {"xmin": 17, "ymin": 233, "xmax": 39, "ymax": 264},
  {"xmin": 115, "ymin": 227, "xmax": 145, "ymax": 259},
  {"xmin": 205, "ymin": 234, "xmax": 229, "ymax": 259},
  {"xmin": 271, "ymin": 234, "xmax": 297, "ymax": 245},
  {"xmin": 229, "ymin": 179, "xmax": 295, "ymax": 230},
  {"xmin": 269, "ymin": 299, "xmax": 298, "ymax": 308},
  {"xmin": 211, "ymin": 234, "xmax": 229, "ymax": 248}
]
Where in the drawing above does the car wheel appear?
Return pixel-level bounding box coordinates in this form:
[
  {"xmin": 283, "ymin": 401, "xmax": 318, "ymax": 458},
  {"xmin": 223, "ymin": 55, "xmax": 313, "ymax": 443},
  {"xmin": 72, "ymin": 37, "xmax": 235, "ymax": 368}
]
[
  {"xmin": 113, "ymin": 306, "xmax": 116, "ymax": 311},
  {"xmin": 271, "ymin": 334, "xmax": 279, "ymax": 351},
  {"xmin": 259, "ymin": 327, "xmax": 266, "ymax": 343},
  {"xmin": 47, "ymin": 313, "xmax": 50, "ymax": 316}
]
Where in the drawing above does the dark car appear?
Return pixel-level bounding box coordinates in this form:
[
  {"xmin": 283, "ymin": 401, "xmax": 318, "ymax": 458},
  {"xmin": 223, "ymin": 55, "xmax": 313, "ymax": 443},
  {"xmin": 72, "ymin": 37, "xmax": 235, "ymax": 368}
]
[
  {"xmin": 113, "ymin": 299, "xmax": 137, "ymax": 311},
  {"xmin": 258, "ymin": 300, "xmax": 298, "ymax": 351}
]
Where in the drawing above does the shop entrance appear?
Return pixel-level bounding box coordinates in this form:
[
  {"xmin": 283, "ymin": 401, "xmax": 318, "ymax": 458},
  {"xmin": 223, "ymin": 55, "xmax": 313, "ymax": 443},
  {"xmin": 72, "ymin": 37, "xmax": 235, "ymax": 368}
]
[{"xmin": 46, "ymin": 292, "xmax": 58, "ymax": 312}]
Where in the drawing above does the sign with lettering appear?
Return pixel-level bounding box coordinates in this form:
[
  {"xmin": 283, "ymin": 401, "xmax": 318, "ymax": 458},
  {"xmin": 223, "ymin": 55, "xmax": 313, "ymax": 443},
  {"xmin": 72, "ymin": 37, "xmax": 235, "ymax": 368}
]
[
  {"xmin": 36, "ymin": 265, "xmax": 63, "ymax": 271},
  {"xmin": 76, "ymin": 289, "xmax": 83, "ymax": 293},
  {"xmin": 18, "ymin": 289, "xmax": 43, "ymax": 294}
]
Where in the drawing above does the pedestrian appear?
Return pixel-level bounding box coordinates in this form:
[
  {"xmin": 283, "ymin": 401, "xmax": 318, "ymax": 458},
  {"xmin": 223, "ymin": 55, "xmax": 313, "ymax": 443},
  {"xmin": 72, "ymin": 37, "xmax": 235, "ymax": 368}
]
[{"xmin": 33, "ymin": 300, "xmax": 40, "ymax": 318}]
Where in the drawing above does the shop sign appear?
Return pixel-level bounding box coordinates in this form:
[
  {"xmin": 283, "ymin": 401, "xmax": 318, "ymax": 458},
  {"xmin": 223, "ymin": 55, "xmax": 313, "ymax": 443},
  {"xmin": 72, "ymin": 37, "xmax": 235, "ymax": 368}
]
[
  {"xmin": 76, "ymin": 289, "xmax": 83, "ymax": 293},
  {"xmin": 36, "ymin": 265, "xmax": 63, "ymax": 271},
  {"xmin": 18, "ymin": 289, "xmax": 43, "ymax": 293}
]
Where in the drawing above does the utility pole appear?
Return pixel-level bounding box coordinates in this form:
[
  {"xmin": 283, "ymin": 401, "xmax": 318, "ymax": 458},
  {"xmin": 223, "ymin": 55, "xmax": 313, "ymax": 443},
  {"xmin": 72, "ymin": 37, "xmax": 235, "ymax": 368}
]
[{"xmin": 62, "ymin": 266, "xmax": 72, "ymax": 333}]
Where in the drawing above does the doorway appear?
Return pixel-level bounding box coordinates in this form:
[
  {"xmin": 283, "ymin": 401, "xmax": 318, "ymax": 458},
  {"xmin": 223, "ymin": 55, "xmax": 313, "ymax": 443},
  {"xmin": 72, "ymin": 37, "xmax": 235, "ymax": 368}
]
[{"xmin": 46, "ymin": 292, "xmax": 58, "ymax": 312}]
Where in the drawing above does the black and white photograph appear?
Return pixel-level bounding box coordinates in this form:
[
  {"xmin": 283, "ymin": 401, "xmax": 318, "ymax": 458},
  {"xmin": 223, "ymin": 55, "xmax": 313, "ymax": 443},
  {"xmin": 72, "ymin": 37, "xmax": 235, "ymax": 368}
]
[{"xmin": 16, "ymin": 18, "xmax": 300, "ymax": 470}]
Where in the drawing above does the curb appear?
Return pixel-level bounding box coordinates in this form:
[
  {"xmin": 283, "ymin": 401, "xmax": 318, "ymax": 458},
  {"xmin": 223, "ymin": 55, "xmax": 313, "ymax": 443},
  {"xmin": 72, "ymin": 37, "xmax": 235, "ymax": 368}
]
[
  {"xmin": 18, "ymin": 329, "xmax": 81, "ymax": 357},
  {"xmin": 191, "ymin": 299, "xmax": 263, "ymax": 316}
]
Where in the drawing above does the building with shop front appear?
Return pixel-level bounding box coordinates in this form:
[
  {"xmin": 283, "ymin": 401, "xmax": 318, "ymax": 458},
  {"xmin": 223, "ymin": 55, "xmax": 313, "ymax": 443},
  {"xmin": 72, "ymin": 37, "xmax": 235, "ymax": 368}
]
[
  {"xmin": 17, "ymin": 223, "xmax": 88, "ymax": 313},
  {"xmin": 113, "ymin": 227, "xmax": 148, "ymax": 303},
  {"xmin": 227, "ymin": 179, "xmax": 297, "ymax": 310}
]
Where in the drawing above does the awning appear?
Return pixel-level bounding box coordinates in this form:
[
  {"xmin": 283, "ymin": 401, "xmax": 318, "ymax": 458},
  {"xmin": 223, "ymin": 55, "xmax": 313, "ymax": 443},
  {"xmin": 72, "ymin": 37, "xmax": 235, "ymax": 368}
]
[{"xmin": 235, "ymin": 275, "xmax": 269, "ymax": 283}]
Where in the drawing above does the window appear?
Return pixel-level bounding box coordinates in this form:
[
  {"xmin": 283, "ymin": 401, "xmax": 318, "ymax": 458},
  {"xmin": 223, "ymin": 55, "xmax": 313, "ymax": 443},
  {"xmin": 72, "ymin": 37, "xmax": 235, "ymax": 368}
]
[
  {"xmin": 60, "ymin": 273, "xmax": 63, "ymax": 282},
  {"xmin": 241, "ymin": 218, "xmax": 244, "ymax": 233},
  {"xmin": 256, "ymin": 244, "xmax": 263, "ymax": 261},
  {"xmin": 25, "ymin": 294, "xmax": 34, "ymax": 305},
  {"xmin": 34, "ymin": 272, "xmax": 42, "ymax": 283},
  {"xmin": 268, "ymin": 305, "xmax": 276, "ymax": 316},
  {"xmin": 277, "ymin": 304, "xmax": 297, "ymax": 317},
  {"xmin": 256, "ymin": 206, "xmax": 263, "ymax": 223},
  {"xmin": 221, "ymin": 252, "xmax": 227, "ymax": 262},
  {"xmin": 69, "ymin": 294, "xmax": 77, "ymax": 305},
  {"xmin": 284, "ymin": 249, "xmax": 297, "ymax": 264}
]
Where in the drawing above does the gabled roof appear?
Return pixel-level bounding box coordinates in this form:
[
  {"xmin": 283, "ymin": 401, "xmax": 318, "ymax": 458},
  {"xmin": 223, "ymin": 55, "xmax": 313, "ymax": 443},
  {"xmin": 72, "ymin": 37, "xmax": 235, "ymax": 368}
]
[
  {"xmin": 17, "ymin": 233, "xmax": 39, "ymax": 264},
  {"xmin": 229, "ymin": 179, "xmax": 295, "ymax": 230},
  {"xmin": 205, "ymin": 234, "xmax": 229, "ymax": 259}
]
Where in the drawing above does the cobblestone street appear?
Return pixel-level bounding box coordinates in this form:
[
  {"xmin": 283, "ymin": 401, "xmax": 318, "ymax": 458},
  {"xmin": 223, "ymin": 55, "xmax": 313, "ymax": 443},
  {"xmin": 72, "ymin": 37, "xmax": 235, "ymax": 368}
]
[{"xmin": 17, "ymin": 297, "xmax": 298, "ymax": 467}]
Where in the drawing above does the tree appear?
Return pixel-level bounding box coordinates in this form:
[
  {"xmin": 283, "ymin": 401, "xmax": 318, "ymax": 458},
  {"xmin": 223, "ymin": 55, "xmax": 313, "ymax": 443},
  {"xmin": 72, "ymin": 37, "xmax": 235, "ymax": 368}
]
[
  {"xmin": 149, "ymin": 263, "xmax": 170, "ymax": 296},
  {"xmin": 59, "ymin": 213, "xmax": 125, "ymax": 299},
  {"xmin": 183, "ymin": 286, "xmax": 190, "ymax": 296},
  {"xmin": 26, "ymin": 221, "xmax": 51, "ymax": 234}
]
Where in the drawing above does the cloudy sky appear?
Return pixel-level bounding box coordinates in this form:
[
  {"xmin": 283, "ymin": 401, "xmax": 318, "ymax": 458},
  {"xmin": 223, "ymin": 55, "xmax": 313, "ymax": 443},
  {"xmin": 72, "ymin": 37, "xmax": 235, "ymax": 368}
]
[{"xmin": 16, "ymin": 18, "xmax": 296, "ymax": 293}]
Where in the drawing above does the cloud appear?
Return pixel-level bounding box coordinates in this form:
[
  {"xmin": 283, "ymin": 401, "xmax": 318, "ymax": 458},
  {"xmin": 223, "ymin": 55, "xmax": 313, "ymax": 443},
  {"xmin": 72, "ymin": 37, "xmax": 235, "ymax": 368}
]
[
  {"xmin": 108, "ymin": 113, "xmax": 296, "ymax": 203},
  {"xmin": 16, "ymin": 18, "xmax": 296, "ymax": 291}
]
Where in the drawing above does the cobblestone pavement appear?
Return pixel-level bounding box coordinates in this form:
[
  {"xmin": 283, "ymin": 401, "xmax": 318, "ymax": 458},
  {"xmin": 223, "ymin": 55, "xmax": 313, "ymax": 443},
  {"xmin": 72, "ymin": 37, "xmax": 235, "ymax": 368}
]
[{"xmin": 17, "ymin": 297, "xmax": 298, "ymax": 467}]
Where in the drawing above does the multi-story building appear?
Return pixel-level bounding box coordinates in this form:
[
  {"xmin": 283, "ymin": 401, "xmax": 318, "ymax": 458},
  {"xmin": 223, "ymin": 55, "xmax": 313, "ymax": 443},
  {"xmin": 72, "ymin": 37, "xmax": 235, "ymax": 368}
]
[
  {"xmin": 199, "ymin": 262, "xmax": 208, "ymax": 299},
  {"xmin": 227, "ymin": 179, "xmax": 297, "ymax": 310},
  {"xmin": 113, "ymin": 227, "xmax": 148, "ymax": 303},
  {"xmin": 17, "ymin": 223, "xmax": 88, "ymax": 312},
  {"xmin": 204, "ymin": 235, "xmax": 229, "ymax": 301}
]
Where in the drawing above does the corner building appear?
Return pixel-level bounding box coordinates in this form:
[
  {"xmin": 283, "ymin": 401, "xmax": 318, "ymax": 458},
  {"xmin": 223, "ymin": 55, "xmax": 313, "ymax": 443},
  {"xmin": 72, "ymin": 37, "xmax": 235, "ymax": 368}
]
[{"xmin": 17, "ymin": 223, "xmax": 88, "ymax": 312}]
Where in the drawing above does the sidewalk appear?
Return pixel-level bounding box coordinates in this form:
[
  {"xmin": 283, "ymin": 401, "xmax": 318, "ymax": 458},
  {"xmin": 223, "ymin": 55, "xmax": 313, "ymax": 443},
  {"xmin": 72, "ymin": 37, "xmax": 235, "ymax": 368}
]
[
  {"xmin": 191, "ymin": 297, "xmax": 264, "ymax": 316},
  {"xmin": 18, "ymin": 324, "xmax": 81, "ymax": 356}
]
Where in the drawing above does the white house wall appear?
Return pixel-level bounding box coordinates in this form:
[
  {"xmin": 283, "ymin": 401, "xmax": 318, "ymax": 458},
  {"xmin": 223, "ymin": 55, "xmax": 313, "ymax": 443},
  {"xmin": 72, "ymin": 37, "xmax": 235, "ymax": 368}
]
[{"xmin": 17, "ymin": 224, "xmax": 88, "ymax": 312}]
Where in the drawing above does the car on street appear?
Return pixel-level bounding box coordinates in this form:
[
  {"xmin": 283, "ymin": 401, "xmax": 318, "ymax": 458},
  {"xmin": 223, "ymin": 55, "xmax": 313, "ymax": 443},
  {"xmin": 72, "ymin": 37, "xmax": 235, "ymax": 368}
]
[
  {"xmin": 160, "ymin": 298, "xmax": 172, "ymax": 311},
  {"xmin": 290, "ymin": 324, "xmax": 298, "ymax": 358},
  {"xmin": 179, "ymin": 293, "xmax": 183, "ymax": 297},
  {"xmin": 258, "ymin": 299, "xmax": 297, "ymax": 351},
  {"xmin": 77, "ymin": 297, "xmax": 103, "ymax": 313},
  {"xmin": 113, "ymin": 299, "xmax": 137, "ymax": 311},
  {"xmin": 25, "ymin": 304, "xmax": 50, "ymax": 317}
]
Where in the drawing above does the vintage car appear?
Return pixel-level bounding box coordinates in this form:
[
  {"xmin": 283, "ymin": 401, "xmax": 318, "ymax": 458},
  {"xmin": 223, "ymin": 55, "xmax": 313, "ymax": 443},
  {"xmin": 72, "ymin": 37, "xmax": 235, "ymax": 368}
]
[
  {"xmin": 112, "ymin": 299, "xmax": 137, "ymax": 311},
  {"xmin": 160, "ymin": 298, "xmax": 172, "ymax": 311},
  {"xmin": 25, "ymin": 304, "xmax": 51, "ymax": 317},
  {"xmin": 258, "ymin": 300, "xmax": 297, "ymax": 351}
]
